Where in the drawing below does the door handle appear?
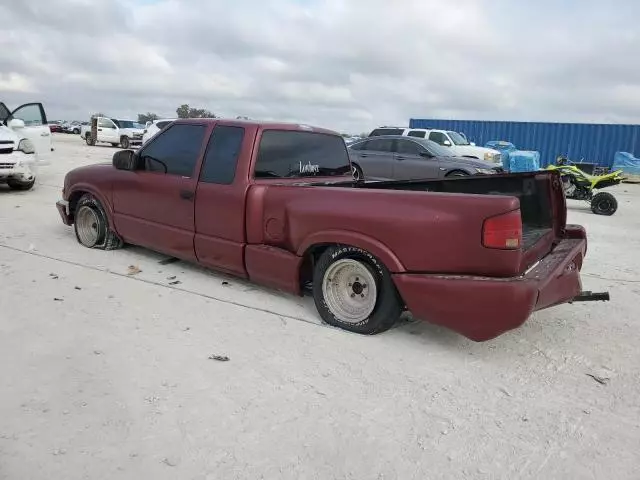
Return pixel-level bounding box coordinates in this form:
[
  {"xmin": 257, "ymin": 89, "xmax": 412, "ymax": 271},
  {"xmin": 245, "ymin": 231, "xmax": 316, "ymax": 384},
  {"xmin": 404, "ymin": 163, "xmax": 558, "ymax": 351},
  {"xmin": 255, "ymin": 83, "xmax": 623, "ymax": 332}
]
[
  {"xmin": 98, "ymin": 128, "xmax": 103, "ymax": 131},
  {"xmin": 180, "ymin": 190, "xmax": 195, "ymax": 201}
]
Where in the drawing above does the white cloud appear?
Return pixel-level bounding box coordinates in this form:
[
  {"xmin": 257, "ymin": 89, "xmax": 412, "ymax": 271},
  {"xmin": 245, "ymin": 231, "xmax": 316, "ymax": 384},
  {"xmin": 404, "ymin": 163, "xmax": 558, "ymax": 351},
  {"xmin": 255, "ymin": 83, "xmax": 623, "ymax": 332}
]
[{"xmin": 1, "ymin": 0, "xmax": 639, "ymax": 133}]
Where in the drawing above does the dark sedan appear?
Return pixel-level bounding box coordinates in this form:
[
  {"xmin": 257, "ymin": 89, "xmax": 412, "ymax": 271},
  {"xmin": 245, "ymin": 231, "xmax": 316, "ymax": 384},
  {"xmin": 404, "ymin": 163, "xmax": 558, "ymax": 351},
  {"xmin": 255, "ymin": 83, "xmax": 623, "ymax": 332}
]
[{"xmin": 348, "ymin": 135, "xmax": 502, "ymax": 181}]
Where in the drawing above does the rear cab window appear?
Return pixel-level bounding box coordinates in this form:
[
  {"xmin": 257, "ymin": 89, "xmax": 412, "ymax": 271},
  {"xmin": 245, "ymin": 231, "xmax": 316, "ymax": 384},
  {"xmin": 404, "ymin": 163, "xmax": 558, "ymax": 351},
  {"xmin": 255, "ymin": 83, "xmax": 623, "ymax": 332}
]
[
  {"xmin": 369, "ymin": 128, "xmax": 404, "ymax": 137},
  {"xmin": 254, "ymin": 130, "xmax": 351, "ymax": 179}
]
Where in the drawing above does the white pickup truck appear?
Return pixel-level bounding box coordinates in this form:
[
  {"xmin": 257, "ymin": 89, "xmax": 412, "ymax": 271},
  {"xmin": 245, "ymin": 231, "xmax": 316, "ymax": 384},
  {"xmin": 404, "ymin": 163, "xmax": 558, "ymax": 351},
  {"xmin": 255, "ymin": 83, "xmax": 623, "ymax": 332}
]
[
  {"xmin": 369, "ymin": 127, "xmax": 502, "ymax": 163},
  {"xmin": 81, "ymin": 117, "xmax": 144, "ymax": 149},
  {"xmin": 0, "ymin": 102, "xmax": 52, "ymax": 191}
]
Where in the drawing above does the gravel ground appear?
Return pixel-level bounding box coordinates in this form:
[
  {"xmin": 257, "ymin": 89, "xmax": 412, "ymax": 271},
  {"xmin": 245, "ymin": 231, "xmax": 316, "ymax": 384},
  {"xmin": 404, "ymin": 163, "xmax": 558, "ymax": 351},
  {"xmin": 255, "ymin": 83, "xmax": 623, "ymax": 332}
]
[{"xmin": 1, "ymin": 133, "xmax": 639, "ymax": 480}]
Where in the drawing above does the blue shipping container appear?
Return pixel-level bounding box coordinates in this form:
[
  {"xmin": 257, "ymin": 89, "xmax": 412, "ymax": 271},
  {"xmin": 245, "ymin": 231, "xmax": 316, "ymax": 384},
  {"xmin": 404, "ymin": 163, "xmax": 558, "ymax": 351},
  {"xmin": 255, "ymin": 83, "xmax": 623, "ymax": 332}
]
[{"xmin": 409, "ymin": 119, "xmax": 640, "ymax": 168}]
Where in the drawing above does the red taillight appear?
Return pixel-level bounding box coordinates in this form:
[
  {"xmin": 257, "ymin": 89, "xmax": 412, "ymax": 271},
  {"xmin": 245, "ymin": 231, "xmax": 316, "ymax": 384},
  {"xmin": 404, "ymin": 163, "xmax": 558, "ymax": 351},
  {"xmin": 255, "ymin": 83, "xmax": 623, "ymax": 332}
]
[{"xmin": 483, "ymin": 210, "xmax": 522, "ymax": 250}]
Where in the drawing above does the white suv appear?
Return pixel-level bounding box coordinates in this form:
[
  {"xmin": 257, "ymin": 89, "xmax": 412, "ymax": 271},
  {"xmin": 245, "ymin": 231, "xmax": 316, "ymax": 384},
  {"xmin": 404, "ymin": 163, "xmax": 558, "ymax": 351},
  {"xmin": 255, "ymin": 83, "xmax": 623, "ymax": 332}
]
[
  {"xmin": 142, "ymin": 118, "xmax": 175, "ymax": 144},
  {"xmin": 0, "ymin": 101, "xmax": 52, "ymax": 191},
  {"xmin": 369, "ymin": 127, "xmax": 502, "ymax": 163}
]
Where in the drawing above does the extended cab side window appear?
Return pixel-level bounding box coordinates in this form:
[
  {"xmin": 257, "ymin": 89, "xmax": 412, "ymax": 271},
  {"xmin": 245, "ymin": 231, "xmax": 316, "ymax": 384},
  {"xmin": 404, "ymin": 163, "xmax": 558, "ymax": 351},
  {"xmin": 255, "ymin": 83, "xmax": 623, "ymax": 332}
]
[
  {"xmin": 98, "ymin": 118, "xmax": 114, "ymax": 128},
  {"xmin": 199, "ymin": 125, "xmax": 245, "ymax": 184},
  {"xmin": 428, "ymin": 131, "xmax": 448, "ymax": 145},
  {"xmin": 139, "ymin": 124, "xmax": 206, "ymax": 177},
  {"xmin": 255, "ymin": 130, "xmax": 351, "ymax": 179}
]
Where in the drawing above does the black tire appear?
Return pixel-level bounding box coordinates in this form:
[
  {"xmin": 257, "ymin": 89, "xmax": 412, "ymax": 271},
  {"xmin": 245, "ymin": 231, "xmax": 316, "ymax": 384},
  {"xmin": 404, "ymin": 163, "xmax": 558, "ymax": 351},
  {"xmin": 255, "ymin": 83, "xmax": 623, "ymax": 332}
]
[
  {"xmin": 7, "ymin": 178, "xmax": 36, "ymax": 191},
  {"xmin": 73, "ymin": 128, "xmax": 80, "ymax": 134},
  {"xmin": 85, "ymin": 134, "xmax": 95, "ymax": 146},
  {"xmin": 120, "ymin": 136, "xmax": 130, "ymax": 149},
  {"xmin": 73, "ymin": 194, "xmax": 123, "ymax": 250},
  {"xmin": 591, "ymin": 191, "xmax": 618, "ymax": 216},
  {"xmin": 111, "ymin": 143, "xmax": 119, "ymax": 147},
  {"xmin": 312, "ymin": 245, "xmax": 402, "ymax": 335},
  {"xmin": 352, "ymin": 163, "xmax": 364, "ymax": 182},
  {"xmin": 446, "ymin": 170, "xmax": 469, "ymax": 177}
]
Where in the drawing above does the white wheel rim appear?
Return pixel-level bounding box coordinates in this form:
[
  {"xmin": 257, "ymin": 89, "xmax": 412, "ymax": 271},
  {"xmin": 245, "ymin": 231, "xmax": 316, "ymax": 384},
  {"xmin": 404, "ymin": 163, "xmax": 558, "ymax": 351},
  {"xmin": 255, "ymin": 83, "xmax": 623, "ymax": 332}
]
[
  {"xmin": 322, "ymin": 259, "xmax": 377, "ymax": 324},
  {"xmin": 76, "ymin": 206, "xmax": 100, "ymax": 246}
]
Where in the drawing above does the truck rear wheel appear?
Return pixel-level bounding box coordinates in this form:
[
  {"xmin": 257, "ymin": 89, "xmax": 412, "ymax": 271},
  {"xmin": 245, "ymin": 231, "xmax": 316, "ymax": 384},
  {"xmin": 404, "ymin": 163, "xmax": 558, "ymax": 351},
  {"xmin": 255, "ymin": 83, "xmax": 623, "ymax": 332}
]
[
  {"xmin": 312, "ymin": 246, "xmax": 402, "ymax": 334},
  {"xmin": 74, "ymin": 194, "xmax": 123, "ymax": 250},
  {"xmin": 85, "ymin": 134, "xmax": 95, "ymax": 146}
]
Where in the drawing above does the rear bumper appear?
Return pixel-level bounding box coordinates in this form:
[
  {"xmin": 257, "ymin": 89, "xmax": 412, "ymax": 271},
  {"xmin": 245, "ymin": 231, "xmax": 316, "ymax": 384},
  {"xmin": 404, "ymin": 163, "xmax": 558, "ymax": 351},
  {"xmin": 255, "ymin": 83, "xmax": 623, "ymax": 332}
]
[
  {"xmin": 393, "ymin": 235, "xmax": 587, "ymax": 342},
  {"xmin": 56, "ymin": 200, "xmax": 73, "ymax": 226}
]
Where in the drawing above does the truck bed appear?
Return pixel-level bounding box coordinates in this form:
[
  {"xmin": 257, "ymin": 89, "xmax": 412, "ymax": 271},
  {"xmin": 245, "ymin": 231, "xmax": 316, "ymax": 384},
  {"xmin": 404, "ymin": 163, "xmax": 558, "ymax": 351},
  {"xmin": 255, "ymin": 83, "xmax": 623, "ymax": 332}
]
[{"xmin": 346, "ymin": 172, "xmax": 559, "ymax": 252}]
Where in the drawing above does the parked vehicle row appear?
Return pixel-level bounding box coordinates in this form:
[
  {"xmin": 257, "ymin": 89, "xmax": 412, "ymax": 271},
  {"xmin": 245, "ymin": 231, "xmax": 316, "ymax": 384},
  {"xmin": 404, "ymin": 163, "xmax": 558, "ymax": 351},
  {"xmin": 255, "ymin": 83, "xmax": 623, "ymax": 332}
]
[
  {"xmin": 348, "ymin": 135, "xmax": 501, "ymax": 181},
  {"xmin": 55, "ymin": 117, "xmax": 607, "ymax": 341},
  {"xmin": 368, "ymin": 126, "xmax": 503, "ymax": 163}
]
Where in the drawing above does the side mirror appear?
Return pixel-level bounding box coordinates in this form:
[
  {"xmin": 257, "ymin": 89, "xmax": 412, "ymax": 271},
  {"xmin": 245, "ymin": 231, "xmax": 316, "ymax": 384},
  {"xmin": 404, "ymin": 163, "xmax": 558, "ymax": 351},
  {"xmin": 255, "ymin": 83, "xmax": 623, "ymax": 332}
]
[
  {"xmin": 113, "ymin": 150, "xmax": 137, "ymax": 171},
  {"xmin": 419, "ymin": 151, "xmax": 434, "ymax": 158},
  {"xmin": 8, "ymin": 119, "xmax": 25, "ymax": 129},
  {"xmin": 443, "ymin": 140, "xmax": 452, "ymax": 146}
]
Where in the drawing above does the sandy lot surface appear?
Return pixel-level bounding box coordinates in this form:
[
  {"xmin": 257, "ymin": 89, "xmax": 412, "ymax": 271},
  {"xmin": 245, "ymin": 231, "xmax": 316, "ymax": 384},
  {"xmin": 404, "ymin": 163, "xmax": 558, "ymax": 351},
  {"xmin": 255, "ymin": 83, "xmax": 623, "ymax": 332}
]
[{"xmin": 1, "ymin": 133, "xmax": 639, "ymax": 480}]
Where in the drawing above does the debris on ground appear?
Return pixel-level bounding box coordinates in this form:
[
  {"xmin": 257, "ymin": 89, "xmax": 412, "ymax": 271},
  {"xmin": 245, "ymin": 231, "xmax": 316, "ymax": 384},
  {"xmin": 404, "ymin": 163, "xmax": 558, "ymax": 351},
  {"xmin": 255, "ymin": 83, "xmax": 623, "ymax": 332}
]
[
  {"xmin": 52, "ymin": 449, "xmax": 66, "ymax": 456},
  {"xmin": 162, "ymin": 457, "xmax": 180, "ymax": 467},
  {"xmin": 168, "ymin": 280, "xmax": 181, "ymax": 285},
  {"xmin": 208, "ymin": 354, "xmax": 230, "ymax": 362},
  {"xmin": 586, "ymin": 373, "xmax": 610, "ymax": 385},
  {"xmin": 93, "ymin": 350, "xmax": 103, "ymax": 355},
  {"xmin": 499, "ymin": 387, "xmax": 513, "ymax": 397},
  {"xmin": 222, "ymin": 281, "xmax": 230, "ymax": 286},
  {"xmin": 183, "ymin": 327, "xmax": 191, "ymax": 332},
  {"xmin": 167, "ymin": 275, "xmax": 177, "ymax": 280},
  {"xmin": 127, "ymin": 265, "xmax": 142, "ymax": 276},
  {"xmin": 74, "ymin": 286, "xmax": 82, "ymax": 290},
  {"xmin": 159, "ymin": 257, "xmax": 179, "ymax": 266},
  {"xmin": 53, "ymin": 298, "xmax": 64, "ymax": 302},
  {"xmin": 49, "ymin": 273, "xmax": 59, "ymax": 279}
]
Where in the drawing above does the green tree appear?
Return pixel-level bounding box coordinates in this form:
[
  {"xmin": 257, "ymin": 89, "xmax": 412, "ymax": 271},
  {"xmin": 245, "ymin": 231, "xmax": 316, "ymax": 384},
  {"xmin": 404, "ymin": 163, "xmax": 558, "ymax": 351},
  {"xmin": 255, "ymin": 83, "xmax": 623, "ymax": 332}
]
[
  {"xmin": 138, "ymin": 112, "xmax": 159, "ymax": 124},
  {"xmin": 176, "ymin": 104, "xmax": 216, "ymax": 119}
]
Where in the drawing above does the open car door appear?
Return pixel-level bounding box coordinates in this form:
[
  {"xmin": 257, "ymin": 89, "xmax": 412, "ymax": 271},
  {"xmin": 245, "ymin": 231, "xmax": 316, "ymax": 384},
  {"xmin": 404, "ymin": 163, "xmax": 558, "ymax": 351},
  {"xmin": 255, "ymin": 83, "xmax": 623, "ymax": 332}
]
[{"xmin": 1, "ymin": 102, "xmax": 52, "ymax": 164}]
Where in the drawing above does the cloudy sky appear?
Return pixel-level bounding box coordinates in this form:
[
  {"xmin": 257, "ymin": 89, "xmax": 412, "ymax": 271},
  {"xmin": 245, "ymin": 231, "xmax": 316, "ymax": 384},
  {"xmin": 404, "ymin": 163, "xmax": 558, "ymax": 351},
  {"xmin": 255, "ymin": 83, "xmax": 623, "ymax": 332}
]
[{"xmin": 1, "ymin": 0, "xmax": 639, "ymax": 133}]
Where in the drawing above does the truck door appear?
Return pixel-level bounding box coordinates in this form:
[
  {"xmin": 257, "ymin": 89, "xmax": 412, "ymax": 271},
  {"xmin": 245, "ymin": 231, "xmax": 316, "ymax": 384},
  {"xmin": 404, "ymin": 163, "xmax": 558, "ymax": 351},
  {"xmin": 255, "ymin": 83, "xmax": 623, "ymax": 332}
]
[
  {"xmin": 97, "ymin": 118, "xmax": 118, "ymax": 144},
  {"xmin": 2, "ymin": 102, "xmax": 52, "ymax": 163},
  {"xmin": 193, "ymin": 124, "xmax": 250, "ymax": 277},
  {"xmin": 111, "ymin": 123, "xmax": 208, "ymax": 260}
]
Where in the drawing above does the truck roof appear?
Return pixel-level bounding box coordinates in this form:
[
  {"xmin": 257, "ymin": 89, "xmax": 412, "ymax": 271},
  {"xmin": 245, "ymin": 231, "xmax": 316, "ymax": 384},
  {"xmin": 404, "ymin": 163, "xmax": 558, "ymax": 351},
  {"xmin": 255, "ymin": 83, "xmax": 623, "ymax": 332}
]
[{"xmin": 174, "ymin": 118, "xmax": 339, "ymax": 136}]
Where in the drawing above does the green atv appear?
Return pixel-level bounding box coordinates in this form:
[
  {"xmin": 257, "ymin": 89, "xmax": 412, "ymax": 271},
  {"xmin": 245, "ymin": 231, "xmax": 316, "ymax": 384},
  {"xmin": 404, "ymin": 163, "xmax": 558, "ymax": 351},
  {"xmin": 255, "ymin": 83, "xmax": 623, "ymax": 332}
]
[{"xmin": 546, "ymin": 156, "xmax": 625, "ymax": 216}]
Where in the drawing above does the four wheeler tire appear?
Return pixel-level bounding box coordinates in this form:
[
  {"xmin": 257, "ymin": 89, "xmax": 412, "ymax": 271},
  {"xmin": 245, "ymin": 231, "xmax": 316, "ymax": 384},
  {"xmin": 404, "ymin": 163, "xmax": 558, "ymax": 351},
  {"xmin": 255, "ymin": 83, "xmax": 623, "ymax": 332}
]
[
  {"xmin": 74, "ymin": 194, "xmax": 123, "ymax": 250},
  {"xmin": 591, "ymin": 191, "xmax": 618, "ymax": 216},
  {"xmin": 111, "ymin": 143, "xmax": 120, "ymax": 147},
  {"xmin": 7, "ymin": 178, "xmax": 36, "ymax": 191},
  {"xmin": 85, "ymin": 134, "xmax": 95, "ymax": 146},
  {"xmin": 312, "ymin": 245, "xmax": 403, "ymax": 335},
  {"xmin": 120, "ymin": 136, "xmax": 130, "ymax": 149},
  {"xmin": 352, "ymin": 163, "xmax": 364, "ymax": 182}
]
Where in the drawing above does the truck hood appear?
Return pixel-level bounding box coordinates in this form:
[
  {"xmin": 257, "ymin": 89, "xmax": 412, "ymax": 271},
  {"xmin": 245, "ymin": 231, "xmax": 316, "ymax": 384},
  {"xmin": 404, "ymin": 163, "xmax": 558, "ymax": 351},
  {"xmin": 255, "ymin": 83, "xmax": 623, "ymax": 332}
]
[
  {"xmin": 446, "ymin": 156, "xmax": 499, "ymax": 170},
  {"xmin": 120, "ymin": 128, "xmax": 144, "ymax": 135},
  {"xmin": 453, "ymin": 145, "xmax": 500, "ymax": 158}
]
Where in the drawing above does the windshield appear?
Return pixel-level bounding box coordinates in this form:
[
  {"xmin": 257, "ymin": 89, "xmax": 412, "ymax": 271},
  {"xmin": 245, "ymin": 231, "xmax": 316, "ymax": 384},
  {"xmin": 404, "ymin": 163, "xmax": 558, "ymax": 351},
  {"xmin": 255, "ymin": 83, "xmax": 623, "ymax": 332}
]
[
  {"xmin": 447, "ymin": 131, "xmax": 470, "ymax": 145},
  {"xmin": 255, "ymin": 130, "xmax": 351, "ymax": 179},
  {"xmin": 112, "ymin": 119, "xmax": 136, "ymax": 129}
]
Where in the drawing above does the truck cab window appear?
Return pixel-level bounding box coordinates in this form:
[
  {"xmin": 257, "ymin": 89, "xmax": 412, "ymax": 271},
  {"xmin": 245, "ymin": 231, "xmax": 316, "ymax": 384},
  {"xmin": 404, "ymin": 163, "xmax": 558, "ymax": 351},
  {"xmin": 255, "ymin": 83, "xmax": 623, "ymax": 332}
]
[
  {"xmin": 98, "ymin": 118, "xmax": 114, "ymax": 128},
  {"xmin": 255, "ymin": 130, "xmax": 351, "ymax": 179},
  {"xmin": 139, "ymin": 124, "xmax": 206, "ymax": 177},
  {"xmin": 200, "ymin": 126, "xmax": 245, "ymax": 184},
  {"xmin": 428, "ymin": 131, "xmax": 449, "ymax": 146}
]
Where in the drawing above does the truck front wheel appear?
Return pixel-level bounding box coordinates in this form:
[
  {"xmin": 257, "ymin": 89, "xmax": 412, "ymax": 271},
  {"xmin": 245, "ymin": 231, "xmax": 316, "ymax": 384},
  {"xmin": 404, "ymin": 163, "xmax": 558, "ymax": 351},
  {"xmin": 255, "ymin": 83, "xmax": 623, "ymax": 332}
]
[
  {"xmin": 74, "ymin": 194, "xmax": 123, "ymax": 250},
  {"xmin": 120, "ymin": 136, "xmax": 130, "ymax": 149},
  {"xmin": 313, "ymin": 245, "xmax": 402, "ymax": 334}
]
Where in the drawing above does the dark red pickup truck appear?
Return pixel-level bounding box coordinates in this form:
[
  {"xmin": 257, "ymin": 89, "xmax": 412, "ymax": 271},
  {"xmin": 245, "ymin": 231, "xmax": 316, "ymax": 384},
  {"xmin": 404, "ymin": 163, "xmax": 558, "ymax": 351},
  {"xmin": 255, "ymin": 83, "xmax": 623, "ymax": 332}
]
[{"xmin": 56, "ymin": 119, "xmax": 607, "ymax": 341}]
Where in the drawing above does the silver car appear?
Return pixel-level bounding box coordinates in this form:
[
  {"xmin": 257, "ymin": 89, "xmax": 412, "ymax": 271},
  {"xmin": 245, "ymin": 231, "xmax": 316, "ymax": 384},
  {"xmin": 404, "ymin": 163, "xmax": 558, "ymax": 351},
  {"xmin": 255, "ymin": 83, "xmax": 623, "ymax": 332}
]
[{"xmin": 348, "ymin": 135, "xmax": 501, "ymax": 181}]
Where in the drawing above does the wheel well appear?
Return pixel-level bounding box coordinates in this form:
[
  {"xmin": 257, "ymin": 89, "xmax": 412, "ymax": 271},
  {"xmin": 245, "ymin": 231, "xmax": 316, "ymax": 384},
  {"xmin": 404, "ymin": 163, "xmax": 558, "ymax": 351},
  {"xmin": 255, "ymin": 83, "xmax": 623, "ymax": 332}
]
[
  {"xmin": 299, "ymin": 244, "xmax": 331, "ymax": 291},
  {"xmin": 445, "ymin": 169, "xmax": 468, "ymax": 177},
  {"xmin": 68, "ymin": 190, "xmax": 87, "ymax": 215}
]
